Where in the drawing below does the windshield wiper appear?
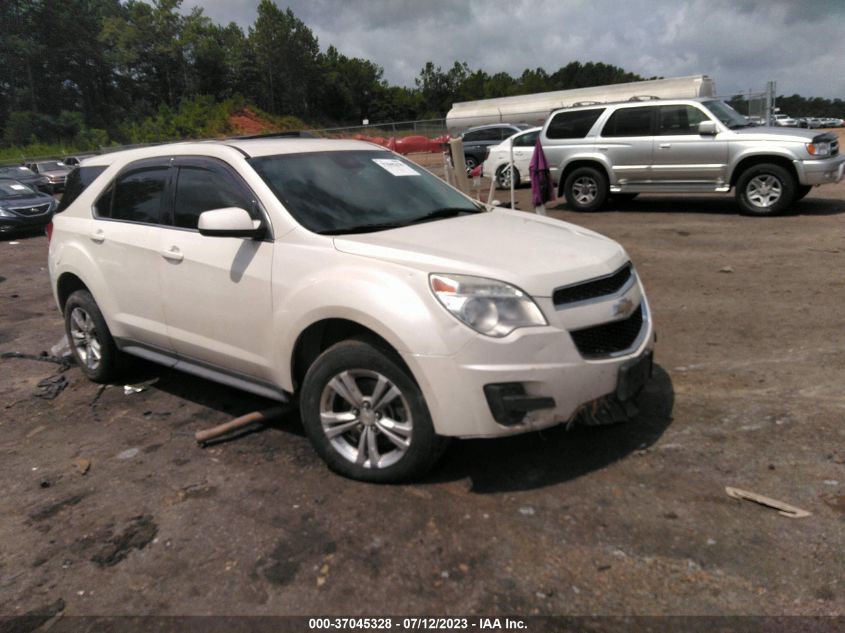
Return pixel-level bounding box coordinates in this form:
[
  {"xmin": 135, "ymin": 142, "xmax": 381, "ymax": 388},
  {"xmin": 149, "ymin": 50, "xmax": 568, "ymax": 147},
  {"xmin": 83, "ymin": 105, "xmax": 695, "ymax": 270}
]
[
  {"xmin": 317, "ymin": 222, "xmax": 407, "ymax": 235},
  {"xmin": 403, "ymin": 207, "xmax": 481, "ymax": 226}
]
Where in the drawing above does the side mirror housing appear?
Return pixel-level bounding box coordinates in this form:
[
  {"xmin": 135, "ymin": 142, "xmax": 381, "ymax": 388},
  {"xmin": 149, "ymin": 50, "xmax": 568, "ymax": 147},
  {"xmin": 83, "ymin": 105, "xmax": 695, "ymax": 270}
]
[
  {"xmin": 698, "ymin": 121, "xmax": 718, "ymax": 136},
  {"xmin": 197, "ymin": 207, "xmax": 266, "ymax": 239}
]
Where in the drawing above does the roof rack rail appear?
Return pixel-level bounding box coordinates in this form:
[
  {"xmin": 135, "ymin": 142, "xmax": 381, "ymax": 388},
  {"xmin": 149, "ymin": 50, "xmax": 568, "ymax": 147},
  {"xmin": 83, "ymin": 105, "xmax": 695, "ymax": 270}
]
[
  {"xmin": 627, "ymin": 95, "xmax": 661, "ymax": 101},
  {"xmin": 571, "ymin": 100, "xmax": 603, "ymax": 107}
]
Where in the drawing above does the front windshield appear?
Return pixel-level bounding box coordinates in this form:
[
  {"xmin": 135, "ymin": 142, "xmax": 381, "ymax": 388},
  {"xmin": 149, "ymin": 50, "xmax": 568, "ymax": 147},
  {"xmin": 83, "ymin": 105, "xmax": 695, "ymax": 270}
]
[
  {"xmin": 0, "ymin": 166, "xmax": 35, "ymax": 177},
  {"xmin": 0, "ymin": 180, "xmax": 36, "ymax": 198},
  {"xmin": 36, "ymin": 161, "xmax": 69, "ymax": 171},
  {"xmin": 702, "ymin": 100, "xmax": 750, "ymax": 129},
  {"xmin": 249, "ymin": 150, "xmax": 481, "ymax": 234}
]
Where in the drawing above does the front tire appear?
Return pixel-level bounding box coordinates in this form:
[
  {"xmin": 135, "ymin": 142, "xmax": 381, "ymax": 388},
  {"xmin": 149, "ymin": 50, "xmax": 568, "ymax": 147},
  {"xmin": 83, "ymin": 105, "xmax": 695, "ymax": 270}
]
[
  {"xmin": 64, "ymin": 289, "xmax": 123, "ymax": 382},
  {"xmin": 564, "ymin": 166, "xmax": 608, "ymax": 212},
  {"xmin": 735, "ymin": 163, "xmax": 796, "ymax": 216},
  {"xmin": 300, "ymin": 340, "xmax": 445, "ymax": 483}
]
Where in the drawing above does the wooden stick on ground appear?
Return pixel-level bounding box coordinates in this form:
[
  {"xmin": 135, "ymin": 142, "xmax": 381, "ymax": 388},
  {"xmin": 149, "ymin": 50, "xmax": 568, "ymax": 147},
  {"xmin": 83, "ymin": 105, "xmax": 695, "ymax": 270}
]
[{"xmin": 195, "ymin": 406, "xmax": 288, "ymax": 445}]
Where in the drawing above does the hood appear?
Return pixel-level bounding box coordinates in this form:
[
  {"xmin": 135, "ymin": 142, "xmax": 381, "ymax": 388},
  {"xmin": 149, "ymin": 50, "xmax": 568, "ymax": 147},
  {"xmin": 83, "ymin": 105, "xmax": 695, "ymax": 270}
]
[
  {"xmin": 333, "ymin": 209, "xmax": 628, "ymax": 297},
  {"xmin": 0, "ymin": 193, "xmax": 54, "ymax": 208},
  {"xmin": 730, "ymin": 126, "xmax": 821, "ymax": 143}
]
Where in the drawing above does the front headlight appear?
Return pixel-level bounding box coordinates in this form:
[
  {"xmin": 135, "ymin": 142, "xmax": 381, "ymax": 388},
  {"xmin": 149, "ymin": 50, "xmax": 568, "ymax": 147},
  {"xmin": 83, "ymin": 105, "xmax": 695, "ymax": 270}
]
[
  {"xmin": 806, "ymin": 142, "xmax": 831, "ymax": 157},
  {"xmin": 0, "ymin": 207, "xmax": 14, "ymax": 217},
  {"xmin": 430, "ymin": 273, "xmax": 547, "ymax": 337}
]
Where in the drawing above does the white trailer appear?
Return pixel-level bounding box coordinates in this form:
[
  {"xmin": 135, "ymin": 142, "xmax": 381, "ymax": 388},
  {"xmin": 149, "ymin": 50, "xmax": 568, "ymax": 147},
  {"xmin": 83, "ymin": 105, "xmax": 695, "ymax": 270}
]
[{"xmin": 446, "ymin": 75, "xmax": 716, "ymax": 133}]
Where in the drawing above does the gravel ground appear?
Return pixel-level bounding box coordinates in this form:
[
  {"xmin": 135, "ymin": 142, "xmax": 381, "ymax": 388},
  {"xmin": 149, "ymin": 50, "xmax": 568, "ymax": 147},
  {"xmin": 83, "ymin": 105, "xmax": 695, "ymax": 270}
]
[{"xmin": 1, "ymin": 148, "xmax": 844, "ymax": 621}]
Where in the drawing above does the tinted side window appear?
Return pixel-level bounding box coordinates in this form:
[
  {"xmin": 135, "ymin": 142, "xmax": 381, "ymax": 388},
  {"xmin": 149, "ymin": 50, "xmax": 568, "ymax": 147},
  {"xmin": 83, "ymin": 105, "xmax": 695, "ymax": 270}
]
[
  {"xmin": 56, "ymin": 166, "xmax": 107, "ymax": 213},
  {"xmin": 94, "ymin": 182, "xmax": 114, "ymax": 218},
  {"xmin": 111, "ymin": 167, "xmax": 168, "ymax": 223},
  {"xmin": 601, "ymin": 107, "xmax": 654, "ymax": 137},
  {"xmin": 172, "ymin": 167, "xmax": 253, "ymax": 229},
  {"xmin": 657, "ymin": 105, "xmax": 709, "ymax": 135},
  {"xmin": 547, "ymin": 109, "xmax": 605, "ymax": 139},
  {"xmin": 513, "ymin": 130, "xmax": 540, "ymax": 147},
  {"xmin": 464, "ymin": 128, "xmax": 500, "ymax": 142}
]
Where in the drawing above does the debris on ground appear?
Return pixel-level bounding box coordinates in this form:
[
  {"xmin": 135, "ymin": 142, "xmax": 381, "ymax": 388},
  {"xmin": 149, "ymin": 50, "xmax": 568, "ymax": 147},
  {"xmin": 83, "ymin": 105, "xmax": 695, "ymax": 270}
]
[
  {"xmin": 719, "ymin": 266, "xmax": 735, "ymax": 273},
  {"xmin": 74, "ymin": 458, "xmax": 91, "ymax": 475},
  {"xmin": 1, "ymin": 350, "xmax": 73, "ymax": 370},
  {"xmin": 195, "ymin": 405, "xmax": 288, "ymax": 445},
  {"xmin": 116, "ymin": 448, "xmax": 139, "ymax": 460},
  {"xmin": 725, "ymin": 486, "xmax": 811, "ymax": 518},
  {"xmin": 91, "ymin": 515, "xmax": 158, "ymax": 567},
  {"xmin": 35, "ymin": 374, "xmax": 69, "ymax": 400},
  {"xmin": 49, "ymin": 334, "xmax": 72, "ymax": 359},
  {"xmin": 123, "ymin": 378, "xmax": 158, "ymax": 395}
]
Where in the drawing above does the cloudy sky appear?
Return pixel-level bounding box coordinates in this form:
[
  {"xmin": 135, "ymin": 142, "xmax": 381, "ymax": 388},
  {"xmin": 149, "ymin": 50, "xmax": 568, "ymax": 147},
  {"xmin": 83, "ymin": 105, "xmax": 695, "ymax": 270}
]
[{"xmin": 192, "ymin": 0, "xmax": 845, "ymax": 99}]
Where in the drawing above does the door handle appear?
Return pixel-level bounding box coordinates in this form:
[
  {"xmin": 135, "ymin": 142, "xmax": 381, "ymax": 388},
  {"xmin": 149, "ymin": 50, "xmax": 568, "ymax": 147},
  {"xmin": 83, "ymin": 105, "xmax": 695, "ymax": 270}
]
[
  {"xmin": 161, "ymin": 246, "xmax": 183, "ymax": 262},
  {"xmin": 90, "ymin": 230, "xmax": 105, "ymax": 243},
  {"xmin": 658, "ymin": 143, "xmax": 672, "ymax": 149}
]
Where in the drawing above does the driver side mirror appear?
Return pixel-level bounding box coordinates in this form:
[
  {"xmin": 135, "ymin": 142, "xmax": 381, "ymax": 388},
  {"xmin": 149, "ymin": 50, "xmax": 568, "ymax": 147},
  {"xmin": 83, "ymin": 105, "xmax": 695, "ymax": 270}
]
[
  {"xmin": 698, "ymin": 121, "xmax": 718, "ymax": 136},
  {"xmin": 197, "ymin": 207, "xmax": 266, "ymax": 239}
]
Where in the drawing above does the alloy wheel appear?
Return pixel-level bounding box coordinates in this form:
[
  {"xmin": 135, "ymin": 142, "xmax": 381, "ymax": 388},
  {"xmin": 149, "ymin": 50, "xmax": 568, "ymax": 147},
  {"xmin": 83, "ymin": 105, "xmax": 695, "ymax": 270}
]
[
  {"xmin": 319, "ymin": 369, "xmax": 413, "ymax": 469},
  {"xmin": 69, "ymin": 307, "xmax": 101, "ymax": 371},
  {"xmin": 572, "ymin": 176, "xmax": 598, "ymax": 204},
  {"xmin": 746, "ymin": 174, "xmax": 783, "ymax": 208}
]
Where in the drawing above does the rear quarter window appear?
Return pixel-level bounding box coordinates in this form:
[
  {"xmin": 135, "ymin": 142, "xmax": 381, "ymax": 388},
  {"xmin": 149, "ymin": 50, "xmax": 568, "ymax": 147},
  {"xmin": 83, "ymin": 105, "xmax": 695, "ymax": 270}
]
[
  {"xmin": 55, "ymin": 166, "xmax": 107, "ymax": 213},
  {"xmin": 546, "ymin": 109, "xmax": 606, "ymax": 139}
]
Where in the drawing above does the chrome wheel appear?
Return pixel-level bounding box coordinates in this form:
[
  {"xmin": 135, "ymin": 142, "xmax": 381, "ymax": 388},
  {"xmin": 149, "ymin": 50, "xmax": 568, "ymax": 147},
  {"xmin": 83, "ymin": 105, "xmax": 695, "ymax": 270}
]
[
  {"xmin": 496, "ymin": 165, "xmax": 515, "ymax": 188},
  {"xmin": 746, "ymin": 174, "xmax": 783, "ymax": 208},
  {"xmin": 69, "ymin": 307, "xmax": 101, "ymax": 371},
  {"xmin": 319, "ymin": 369, "xmax": 412, "ymax": 469},
  {"xmin": 572, "ymin": 176, "xmax": 598, "ymax": 204}
]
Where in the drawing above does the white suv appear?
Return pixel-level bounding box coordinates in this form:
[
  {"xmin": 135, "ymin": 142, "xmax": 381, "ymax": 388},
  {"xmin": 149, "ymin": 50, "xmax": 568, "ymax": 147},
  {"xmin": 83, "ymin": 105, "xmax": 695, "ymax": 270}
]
[{"xmin": 48, "ymin": 139, "xmax": 655, "ymax": 482}]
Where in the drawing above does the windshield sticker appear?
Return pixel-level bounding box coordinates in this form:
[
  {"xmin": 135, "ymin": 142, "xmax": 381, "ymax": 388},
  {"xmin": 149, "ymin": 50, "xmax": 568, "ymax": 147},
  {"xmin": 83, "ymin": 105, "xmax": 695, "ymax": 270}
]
[
  {"xmin": 372, "ymin": 158, "xmax": 420, "ymax": 177},
  {"xmin": 10, "ymin": 184, "xmax": 27, "ymax": 190}
]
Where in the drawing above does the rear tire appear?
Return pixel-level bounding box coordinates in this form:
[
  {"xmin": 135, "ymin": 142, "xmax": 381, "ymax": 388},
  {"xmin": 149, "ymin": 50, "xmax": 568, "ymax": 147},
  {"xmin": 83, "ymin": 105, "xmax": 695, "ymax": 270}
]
[
  {"xmin": 300, "ymin": 340, "xmax": 446, "ymax": 483},
  {"xmin": 64, "ymin": 290, "xmax": 123, "ymax": 383},
  {"xmin": 735, "ymin": 163, "xmax": 796, "ymax": 216},
  {"xmin": 495, "ymin": 164, "xmax": 520, "ymax": 189},
  {"xmin": 564, "ymin": 166, "xmax": 608, "ymax": 212}
]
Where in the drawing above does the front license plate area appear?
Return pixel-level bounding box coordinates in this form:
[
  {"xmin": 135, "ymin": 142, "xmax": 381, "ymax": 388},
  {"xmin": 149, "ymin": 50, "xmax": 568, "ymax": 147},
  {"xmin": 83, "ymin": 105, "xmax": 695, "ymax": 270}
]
[{"xmin": 616, "ymin": 351, "xmax": 653, "ymax": 402}]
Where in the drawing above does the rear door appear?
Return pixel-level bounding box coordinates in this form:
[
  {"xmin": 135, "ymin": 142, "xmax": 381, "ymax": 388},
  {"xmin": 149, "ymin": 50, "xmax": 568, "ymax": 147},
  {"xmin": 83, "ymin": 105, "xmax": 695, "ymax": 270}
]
[
  {"xmin": 597, "ymin": 106, "xmax": 655, "ymax": 184},
  {"xmin": 651, "ymin": 104, "xmax": 728, "ymax": 187},
  {"xmin": 157, "ymin": 157, "xmax": 275, "ymax": 380},
  {"xmin": 89, "ymin": 159, "xmax": 172, "ymax": 351}
]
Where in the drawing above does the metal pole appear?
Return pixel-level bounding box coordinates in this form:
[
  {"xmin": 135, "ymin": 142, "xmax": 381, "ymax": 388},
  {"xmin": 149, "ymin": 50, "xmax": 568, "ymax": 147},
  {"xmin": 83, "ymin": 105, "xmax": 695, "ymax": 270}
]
[{"xmin": 509, "ymin": 139, "xmax": 515, "ymax": 210}]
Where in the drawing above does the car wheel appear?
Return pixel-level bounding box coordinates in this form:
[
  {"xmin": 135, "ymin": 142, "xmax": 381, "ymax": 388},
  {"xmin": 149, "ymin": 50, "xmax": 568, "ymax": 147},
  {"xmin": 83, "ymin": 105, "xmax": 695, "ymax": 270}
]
[
  {"xmin": 64, "ymin": 289, "xmax": 123, "ymax": 382},
  {"xmin": 495, "ymin": 164, "xmax": 520, "ymax": 189},
  {"xmin": 794, "ymin": 185, "xmax": 812, "ymax": 201},
  {"xmin": 735, "ymin": 163, "xmax": 796, "ymax": 216},
  {"xmin": 463, "ymin": 155, "xmax": 479, "ymax": 175},
  {"xmin": 300, "ymin": 340, "xmax": 446, "ymax": 483},
  {"xmin": 564, "ymin": 166, "xmax": 608, "ymax": 212}
]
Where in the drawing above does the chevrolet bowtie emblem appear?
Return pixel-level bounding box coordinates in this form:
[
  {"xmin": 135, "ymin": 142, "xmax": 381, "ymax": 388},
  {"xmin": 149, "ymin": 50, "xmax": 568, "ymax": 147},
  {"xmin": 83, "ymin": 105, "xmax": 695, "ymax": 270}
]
[{"xmin": 613, "ymin": 297, "xmax": 635, "ymax": 318}]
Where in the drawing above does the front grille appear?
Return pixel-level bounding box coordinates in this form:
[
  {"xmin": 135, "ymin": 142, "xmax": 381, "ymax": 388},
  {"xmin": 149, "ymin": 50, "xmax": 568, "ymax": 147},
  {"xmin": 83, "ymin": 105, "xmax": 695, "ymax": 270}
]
[
  {"xmin": 553, "ymin": 263, "xmax": 632, "ymax": 306},
  {"xmin": 10, "ymin": 203, "xmax": 51, "ymax": 216},
  {"xmin": 570, "ymin": 305, "xmax": 644, "ymax": 358},
  {"xmin": 832, "ymin": 139, "xmax": 839, "ymax": 157}
]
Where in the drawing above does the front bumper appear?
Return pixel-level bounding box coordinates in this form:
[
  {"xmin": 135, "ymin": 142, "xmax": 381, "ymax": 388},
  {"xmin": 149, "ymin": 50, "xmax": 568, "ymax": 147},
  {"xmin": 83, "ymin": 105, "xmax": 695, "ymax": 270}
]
[
  {"xmin": 794, "ymin": 154, "xmax": 845, "ymax": 186},
  {"xmin": 402, "ymin": 279, "xmax": 655, "ymax": 438},
  {"xmin": 0, "ymin": 213, "xmax": 53, "ymax": 233}
]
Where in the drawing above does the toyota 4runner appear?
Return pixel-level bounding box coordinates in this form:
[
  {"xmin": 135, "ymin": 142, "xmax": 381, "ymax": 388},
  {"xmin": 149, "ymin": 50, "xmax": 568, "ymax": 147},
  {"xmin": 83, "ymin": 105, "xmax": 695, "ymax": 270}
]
[
  {"xmin": 48, "ymin": 139, "xmax": 654, "ymax": 482},
  {"xmin": 541, "ymin": 98, "xmax": 845, "ymax": 215}
]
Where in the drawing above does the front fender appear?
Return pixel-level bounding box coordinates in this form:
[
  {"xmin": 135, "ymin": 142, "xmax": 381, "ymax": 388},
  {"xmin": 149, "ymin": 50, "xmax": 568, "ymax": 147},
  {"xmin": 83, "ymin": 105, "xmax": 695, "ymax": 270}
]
[{"xmin": 271, "ymin": 262, "xmax": 473, "ymax": 391}]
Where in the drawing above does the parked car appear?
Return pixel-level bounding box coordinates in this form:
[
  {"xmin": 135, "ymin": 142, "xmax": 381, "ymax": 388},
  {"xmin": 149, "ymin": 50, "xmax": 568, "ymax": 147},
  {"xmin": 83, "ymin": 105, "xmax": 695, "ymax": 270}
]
[
  {"xmin": 773, "ymin": 113, "xmax": 798, "ymax": 127},
  {"xmin": 26, "ymin": 160, "xmax": 72, "ymax": 193},
  {"xmin": 541, "ymin": 98, "xmax": 845, "ymax": 215},
  {"xmin": 0, "ymin": 178, "xmax": 57, "ymax": 235},
  {"xmin": 482, "ymin": 127, "xmax": 542, "ymax": 189},
  {"xmin": 460, "ymin": 123, "xmax": 532, "ymax": 172},
  {"xmin": 48, "ymin": 138, "xmax": 655, "ymax": 482},
  {"xmin": 0, "ymin": 165, "xmax": 50, "ymax": 191}
]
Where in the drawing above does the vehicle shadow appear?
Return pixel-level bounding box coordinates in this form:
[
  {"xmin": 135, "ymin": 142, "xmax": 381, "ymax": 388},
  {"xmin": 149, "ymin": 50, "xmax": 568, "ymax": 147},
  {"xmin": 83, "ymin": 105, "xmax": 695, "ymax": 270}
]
[
  {"xmin": 425, "ymin": 363, "xmax": 674, "ymax": 493},
  {"xmin": 551, "ymin": 195, "xmax": 845, "ymax": 216}
]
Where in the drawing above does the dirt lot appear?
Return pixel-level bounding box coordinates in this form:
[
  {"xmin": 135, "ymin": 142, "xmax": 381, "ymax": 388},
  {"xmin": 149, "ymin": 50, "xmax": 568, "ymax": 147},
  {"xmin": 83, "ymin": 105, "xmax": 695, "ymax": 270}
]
[{"xmin": 1, "ymin": 148, "xmax": 844, "ymax": 622}]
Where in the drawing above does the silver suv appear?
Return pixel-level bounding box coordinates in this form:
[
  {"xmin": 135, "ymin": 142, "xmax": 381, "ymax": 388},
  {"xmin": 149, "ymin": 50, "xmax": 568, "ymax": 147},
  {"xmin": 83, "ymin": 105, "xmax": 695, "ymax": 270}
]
[{"xmin": 541, "ymin": 98, "xmax": 845, "ymax": 215}]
